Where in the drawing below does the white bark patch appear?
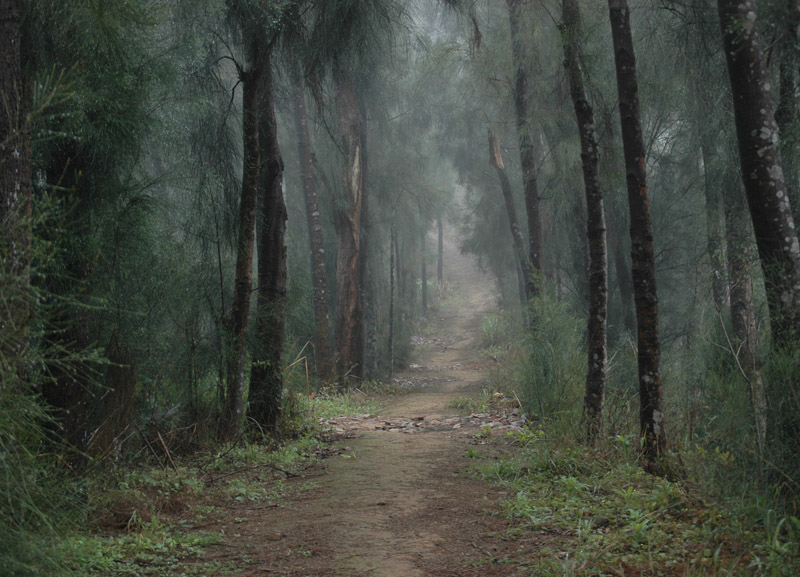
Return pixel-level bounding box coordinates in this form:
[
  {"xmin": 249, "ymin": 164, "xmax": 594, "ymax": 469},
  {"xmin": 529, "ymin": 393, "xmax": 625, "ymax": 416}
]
[{"xmin": 652, "ymin": 410, "xmax": 664, "ymax": 435}]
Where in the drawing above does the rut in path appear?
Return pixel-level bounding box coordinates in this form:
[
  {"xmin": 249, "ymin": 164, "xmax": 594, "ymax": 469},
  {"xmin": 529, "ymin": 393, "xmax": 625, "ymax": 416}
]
[{"xmin": 236, "ymin": 224, "xmax": 524, "ymax": 577}]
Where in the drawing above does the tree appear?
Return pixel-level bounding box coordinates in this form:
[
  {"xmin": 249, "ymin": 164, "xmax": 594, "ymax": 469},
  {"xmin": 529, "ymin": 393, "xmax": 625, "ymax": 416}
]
[
  {"xmin": 724, "ymin": 170, "xmax": 768, "ymax": 454},
  {"xmin": 332, "ymin": 69, "xmax": 366, "ymax": 383},
  {"xmin": 220, "ymin": 30, "xmax": 264, "ymax": 439},
  {"xmin": 0, "ymin": 0, "xmax": 32, "ymax": 388},
  {"xmin": 562, "ymin": 0, "xmax": 608, "ymax": 442},
  {"xmin": 248, "ymin": 43, "xmax": 287, "ymax": 434},
  {"xmin": 488, "ymin": 128, "xmax": 532, "ymax": 308},
  {"xmin": 607, "ymin": 0, "xmax": 668, "ymax": 471},
  {"xmin": 504, "ymin": 0, "xmax": 543, "ymax": 298},
  {"xmin": 718, "ymin": 0, "xmax": 800, "ymax": 348},
  {"xmin": 291, "ymin": 69, "xmax": 333, "ymax": 380}
]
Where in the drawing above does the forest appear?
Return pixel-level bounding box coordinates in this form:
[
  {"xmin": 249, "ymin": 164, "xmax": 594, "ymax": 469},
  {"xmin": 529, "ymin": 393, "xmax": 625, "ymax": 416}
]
[{"xmin": 2, "ymin": 0, "xmax": 800, "ymax": 575}]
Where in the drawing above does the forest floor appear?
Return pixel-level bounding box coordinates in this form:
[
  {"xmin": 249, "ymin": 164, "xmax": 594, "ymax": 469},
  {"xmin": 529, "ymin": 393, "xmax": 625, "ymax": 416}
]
[
  {"xmin": 194, "ymin": 229, "xmax": 534, "ymax": 577},
  {"xmin": 75, "ymin": 223, "xmax": 795, "ymax": 576}
]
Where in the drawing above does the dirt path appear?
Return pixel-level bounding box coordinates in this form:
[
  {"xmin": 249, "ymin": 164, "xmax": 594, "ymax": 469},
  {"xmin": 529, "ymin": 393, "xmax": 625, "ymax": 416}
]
[{"xmin": 224, "ymin": 226, "xmax": 530, "ymax": 577}]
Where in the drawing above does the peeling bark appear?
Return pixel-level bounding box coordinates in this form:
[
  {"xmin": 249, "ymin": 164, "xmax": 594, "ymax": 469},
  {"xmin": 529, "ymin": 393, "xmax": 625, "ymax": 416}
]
[{"xmin": 333, "ymin": 72, "xmax": 364, "ymax": 385}]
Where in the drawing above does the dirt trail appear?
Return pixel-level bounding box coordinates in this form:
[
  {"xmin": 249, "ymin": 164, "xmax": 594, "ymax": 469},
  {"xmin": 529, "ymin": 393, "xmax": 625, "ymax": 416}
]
[{"xmin": 231, "ymin": 225, "xmax": 526, "ymax": 577}]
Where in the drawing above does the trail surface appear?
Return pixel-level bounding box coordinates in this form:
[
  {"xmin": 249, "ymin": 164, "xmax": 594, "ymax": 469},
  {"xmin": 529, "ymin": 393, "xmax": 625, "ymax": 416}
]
[{"xmin": 220, "ymin": 225, "xmax": 531, "ymax": 576}]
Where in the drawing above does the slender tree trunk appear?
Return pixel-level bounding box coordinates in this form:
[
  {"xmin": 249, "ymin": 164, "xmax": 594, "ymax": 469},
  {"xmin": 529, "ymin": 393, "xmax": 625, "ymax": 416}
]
[
  {"xmin": 607, "ymin": 0, "xmax": 668, "ymax": 471},
  {"xmin": 701, "ymin": 145, "xmax": 729, "ymax": 311},
  {"xmin": 718, "ymin": 0, "xmax": 800, "ymax": 348},
  {"xmin": 421, "ymin": 229, "xmax": 428, "ymax": 314},
  {"xmin": 388, "ymin": 228, "xmax": 396, "ymax": 378},
  {"xmin": 291, "ymin": 72, "xmax": 332, "ymax": 380},
  {"xmin": 562, "ymin": 0, "xmax": 608, "ymax": 443},
  {"xmin": 437, "ymin": 216, "xmax": 444, "ymax": 286},
  {"xmin": 601, "ymin": 111, "xmax": 636, "ymax": 335},
  {"xmin": 488, "ymin": 128, "xmax": 532, "ymax": 308},
  {"xmin": 505, "ymin": 0, "xmax": 543, "ymax": 295},
  {"xmin": 0, "ymin": 0, "xmax": 32, "ymax": 388},
  {"xmin": 724, "ymin": 174, "xmax": 768, "ymax": 455},
  {"xmin": 222, "ymin": 43, "xmax": 263, "ymax": 439},
  {"xmin": 333, "ymin": 72, "xmax": 364, "ymax": 385},
  {"xmin": 249, "ymin": 47, "xmax": 286, "ymax": 435},
  {"xmin": 356, "ymin": 93, "xmax": 371, "ymax": 378}
]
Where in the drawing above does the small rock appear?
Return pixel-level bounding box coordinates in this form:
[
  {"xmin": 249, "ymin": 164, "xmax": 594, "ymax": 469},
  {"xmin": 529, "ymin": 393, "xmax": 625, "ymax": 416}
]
[{"xmin": 452, "ymin": 423, "xmax": 461, "ymax": 429}]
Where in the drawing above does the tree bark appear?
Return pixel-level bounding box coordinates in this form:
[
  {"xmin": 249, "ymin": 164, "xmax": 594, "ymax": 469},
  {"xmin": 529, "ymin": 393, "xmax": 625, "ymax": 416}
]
[
  {"xmin": 776, "ymin": 0, "xmax": 800, "ymax": 222},
  {"xmin": 718, "ymin": 0, "xmax": 800, "ymax": 348},
  {"xmin": 291, "ymin": 71, "xmax": 332, "ymax": 380},
  {"xmin": 0, "ymin": 0, "xmax": 32, "ymax": 389},
  {"xmin": 724, "ymin": 174, "xmax": 768, "ymax": 455},
  {"xmin": 607, "ymin": 0, "xmax": 668, "ymax": 471},
  {"xmin": 562, "ymin": 0, "xmax": 608, "ymax": 443},
  {"xmin": 488, "ymin": 129, "xmax": 532, "ymax": 308},
  {"xmin": 248, "ymin": 46, "xmax": 286, "ymax": 435},
  {"xmin": 221, "ymin": 41, "xmax": 264, "ymax": 439},
  {"xmin": 333, "ymin": 71, "xmax": 364, "ymax": 385},
  {"xmin": 505, "ymin": 0, "xmax": 543, "ymax": 296}
]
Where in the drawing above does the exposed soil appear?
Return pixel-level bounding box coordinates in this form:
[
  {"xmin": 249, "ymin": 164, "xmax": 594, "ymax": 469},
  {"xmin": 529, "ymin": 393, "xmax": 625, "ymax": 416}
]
[{"xmin": 199, "ymin": 224, "xmax": 539, "ymax": 576}]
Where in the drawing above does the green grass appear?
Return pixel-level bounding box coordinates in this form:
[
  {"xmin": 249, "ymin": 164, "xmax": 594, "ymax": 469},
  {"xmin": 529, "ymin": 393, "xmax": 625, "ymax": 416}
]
[
  {"xmin": 64, "ymin": 389, "xmax": 379, "ymax": 576},
  {"xmin": 472, "ymin": 428, "xmax": 800, "ymax": 576}
]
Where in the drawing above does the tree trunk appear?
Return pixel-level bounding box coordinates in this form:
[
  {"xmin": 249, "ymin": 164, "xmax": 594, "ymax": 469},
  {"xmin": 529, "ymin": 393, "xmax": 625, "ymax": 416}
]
[
  {"xmin": 562, "ymin": 0, "xmax": 608, "ymax": 443},
  {"xmin": 388, "ymin": 228, "xmax": 396, "ymax": 378},
  {"xmin": 333, "ymin": 72, "xmax": 364, "ymax": 385},
  {"xmin": 291, "ymin": 71, "xmax": 332, "ymax": 380},
  {"xmin": 221, "ymin": 42, "xmax": 263, "ymax": 439},
  {"xmin": 505, "ymin": 0, "xmax": 543, "ymax": 296},
  {"xmin": 437, "ymin": 216, "xmax": 444, "ymax": 286},
  {"xmin": 488, "ymin": 128, "xmax": 532, "ymax": 308},
  {"xmin": 421, "ymin": 229, "xmax": 428, "ymax": 314},
  {"xmin": 356, "ymin": 93, "xmax": 371, "ymax": 379},
  {"xmin": 776, "ymin": 0, "xmax": 800, "ymax": 222},
  {"xmin": 248, "ymin": 47, "xmax": 286, "ymax": 435},
  {"xmin": 701, "ymin": 145, "xmax": 729, "ymax": 312},
  {"xmin": 600, "ymin": 111, "xmax": 636, "ymax": 336},
  {"xmin": 718, "ymin": 0, "xmax": 800, "ymax": 348},
  {"xmin": 724, "ymin": 174, "xmax": 768, "ymax": 455},
  {"xmin": 0, "ymin": 0, "xmax": 32, "ymax": 389},
  {"xmin": 607, "ymin": 0, "xmax": 668, "ymax": 471}
]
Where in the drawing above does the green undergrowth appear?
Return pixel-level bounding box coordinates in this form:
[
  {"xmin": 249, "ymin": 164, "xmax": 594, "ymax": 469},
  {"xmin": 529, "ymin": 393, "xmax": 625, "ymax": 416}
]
[
  {"xmin": 59, "ymin": 391, "xmax": 376, "ymax": 576},
  {"xmin": 470, "ymin": 428, "xmax": 800, "ymax": 576}
]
